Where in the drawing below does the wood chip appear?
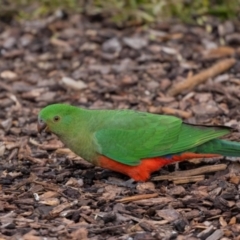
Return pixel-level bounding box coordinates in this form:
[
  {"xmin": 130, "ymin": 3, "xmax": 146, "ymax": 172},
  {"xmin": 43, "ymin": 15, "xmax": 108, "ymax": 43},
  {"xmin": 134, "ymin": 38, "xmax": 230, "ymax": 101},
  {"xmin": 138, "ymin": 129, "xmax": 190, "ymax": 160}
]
[
  {"xmin": 39, "ymin": 198, "xmax": 60, "ymax": 206},
  {"xmin": 206, "ymin": 229, "xmax": 223, "ymax": 240},
  {"xmin": 2, "ymin": 12, "xmax": 240, "ymax": 240},
  {"xmin": 168, "ymin": 58, "xmax": 236, "ymax": 96},
  {"xmin": 229, "ymin": 216, "xmax": 236, "ymax": 225},
  {"xmin": 156, "ymin": 209, "xmax": 180, "ymax": 221},
  {"xmin": 116, "ymin": 193, "xmax": 158, "ymax": 203},
  {"xmin": 219, "ymin": 216, "xmax": 227, "ymax": 227},
  {"xmin": 49, "ymin": 200, "xmax": 78, "ymax": 217},
  {"xmin": 133, "ymin": 196, "xmax": 173, "ymax": 206}
]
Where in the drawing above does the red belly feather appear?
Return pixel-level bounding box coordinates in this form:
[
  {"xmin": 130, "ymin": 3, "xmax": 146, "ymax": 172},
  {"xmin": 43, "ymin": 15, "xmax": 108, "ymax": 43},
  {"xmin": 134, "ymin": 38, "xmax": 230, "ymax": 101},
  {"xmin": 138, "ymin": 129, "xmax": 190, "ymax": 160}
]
[{"xmin": 99, "ymin": 153, "xmax": 221, "ymax": 181}]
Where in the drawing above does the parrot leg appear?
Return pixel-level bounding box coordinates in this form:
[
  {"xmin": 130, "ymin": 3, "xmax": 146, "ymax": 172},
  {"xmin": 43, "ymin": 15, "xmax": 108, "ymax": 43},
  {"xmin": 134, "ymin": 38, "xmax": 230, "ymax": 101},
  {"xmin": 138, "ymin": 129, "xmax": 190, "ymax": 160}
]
[{"xmin": 174, "ymin": 162, "xmax": 180, "ymax": 171}]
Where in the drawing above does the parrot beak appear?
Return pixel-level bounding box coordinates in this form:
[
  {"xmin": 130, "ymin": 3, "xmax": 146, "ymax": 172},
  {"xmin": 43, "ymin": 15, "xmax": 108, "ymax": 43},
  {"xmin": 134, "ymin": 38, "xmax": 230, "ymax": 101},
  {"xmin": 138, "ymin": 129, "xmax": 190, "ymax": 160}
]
[{"xmin": 37, "ymin": 119, "xmax": 49, "ymax": 133}]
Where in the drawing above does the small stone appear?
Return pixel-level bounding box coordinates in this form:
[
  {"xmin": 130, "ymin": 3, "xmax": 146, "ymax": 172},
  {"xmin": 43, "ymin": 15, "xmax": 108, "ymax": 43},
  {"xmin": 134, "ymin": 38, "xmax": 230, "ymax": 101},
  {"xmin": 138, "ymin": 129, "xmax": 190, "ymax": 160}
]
[
  {"xmin": 62, "ymin": 77, "xmax": 87, "ymax": 90},
  {"xmin": 80, "ymin": 42, "xmax": 98, "ymax": 51},
  {"xmin": 136, "ymin": 182, "xmax": 155, "ymax": 193},
  {"xmin": 20, "ymin": 34, "xmax": 34, "ymax": 47},
  {"xmin": 37, "ymin": 62, "xmax": 54, "ymax": 70},
  {"xmin": 201, "ymin": 39, "xmax": 218, "ymax": 50},
  {"xmin": 146, "ymin": 81, "xmax": 159, "ymax": 90},
  {"xmin": 3, "ymin": 37, "xmax": 16, "ymax": 49},
  {"xmin": 0, "ymin": 144, "xmax": 5, "ymax": 157},
  {"xmin": 159, "ymin": 78, "xmax": 171, "ymax": 91},
  {"xmin": 173, "ymin": 218, "xmax": 188, "ymax": 233},
  {"xmin": 168, "ymin": 186, "xmax": 185, "ymax": 196},
  {"xmin": 226, "ymin": 33, "xmax": 240, "ymax": 45},
  {"xmin": 161, "ymin": 46, "xmax": 178, "ymax": 55},
  {"xmin": 214, "ymin": 74, "xmax": 229, "ymax": 83},
  {"xmin": 1, "ymin": 118, "xmax": 12, "ymax": 131},
  {"xmin": 37, "ymin": 92, "xmax": 57, "ymax": 102},
  {"xmin": 218, "ymin": 21, "xmax": 235, "ymax": 36},
  {"xmin": 102, "ymin": 212, "xmax": 116, "ymax": 223},
  {"xmin": 148, "ymin": 44, "xmax": 162, "ymax": 53},
  {"xmin": 102, "ymin": 38, "xmax": 122, "ymax": 53},
  {"xmin": 0, "ymin": 70, "xmax": 17, "ymax": 80},
  {"xmin": 121, "ymin": 75, "xmax": 137, "ymax": 85},
  {"xmin": 112, "ymin": 58, "xmax": 133, "ymax": 73},
  {"xmin": 123, "ymin": 37, "xmax": 148, "ymax": 50},
  {"xmin": 156, "ymin": 209, "xmax": 180, "ymax": 221},
  {"xmin": 192, "ymin": 101, "xmax": 219, "ymax": 116},
  {"xmin": 194, "ymin": 93, "xmax": 212, "ymax": 103},
  {"xmin": 89, "ymin": 65, "xmax": 111, "ymax": 75}
]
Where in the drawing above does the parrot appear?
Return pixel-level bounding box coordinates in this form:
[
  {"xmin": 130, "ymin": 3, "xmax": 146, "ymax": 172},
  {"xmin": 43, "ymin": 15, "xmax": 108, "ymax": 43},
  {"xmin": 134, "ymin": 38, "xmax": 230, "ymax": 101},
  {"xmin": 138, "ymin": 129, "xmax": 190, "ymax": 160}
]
[{"xmin": 37, "ymin": 103, "xmax": 240, "ymax": 182}]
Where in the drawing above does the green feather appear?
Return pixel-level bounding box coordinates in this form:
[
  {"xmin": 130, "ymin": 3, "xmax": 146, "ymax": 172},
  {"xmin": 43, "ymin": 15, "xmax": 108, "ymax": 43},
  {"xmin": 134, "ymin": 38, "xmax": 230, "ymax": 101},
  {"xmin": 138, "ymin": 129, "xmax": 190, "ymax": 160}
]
[{"xmin": 193, "ymin": 139, "xmax": 240, "ymax": 157}]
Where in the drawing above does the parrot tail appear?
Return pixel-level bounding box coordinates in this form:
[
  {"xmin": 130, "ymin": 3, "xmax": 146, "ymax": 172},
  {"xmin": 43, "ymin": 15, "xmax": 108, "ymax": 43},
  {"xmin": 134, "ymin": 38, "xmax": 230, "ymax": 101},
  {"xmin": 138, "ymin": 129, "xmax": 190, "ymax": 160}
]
[{"xmin": 195, "ymin": 139, "xmax": 240, "ymax": 157}]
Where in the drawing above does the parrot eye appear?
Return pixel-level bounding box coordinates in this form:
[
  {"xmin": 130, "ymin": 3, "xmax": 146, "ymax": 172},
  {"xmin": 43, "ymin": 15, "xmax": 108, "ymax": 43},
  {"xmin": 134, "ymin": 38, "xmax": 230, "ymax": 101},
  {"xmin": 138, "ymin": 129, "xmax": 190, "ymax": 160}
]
[{"xmin": 53, "ymin": 116, "xmax": 60, "ymax": 122}]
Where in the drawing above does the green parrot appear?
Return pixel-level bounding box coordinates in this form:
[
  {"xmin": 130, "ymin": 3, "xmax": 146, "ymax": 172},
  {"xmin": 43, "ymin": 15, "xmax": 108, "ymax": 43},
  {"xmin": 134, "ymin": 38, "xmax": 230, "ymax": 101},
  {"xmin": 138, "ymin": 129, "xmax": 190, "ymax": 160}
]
[{"xmin": 38, "ymin": 104, "xmax": 240, "ymax": 181}]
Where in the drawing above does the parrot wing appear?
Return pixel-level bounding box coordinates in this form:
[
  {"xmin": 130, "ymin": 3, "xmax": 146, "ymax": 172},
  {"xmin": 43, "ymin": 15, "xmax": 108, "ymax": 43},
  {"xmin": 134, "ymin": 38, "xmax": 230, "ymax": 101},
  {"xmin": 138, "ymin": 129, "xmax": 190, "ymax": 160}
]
[{"xmin": 94, "ymin": 111, "xmax": 230, "ymax": 166}]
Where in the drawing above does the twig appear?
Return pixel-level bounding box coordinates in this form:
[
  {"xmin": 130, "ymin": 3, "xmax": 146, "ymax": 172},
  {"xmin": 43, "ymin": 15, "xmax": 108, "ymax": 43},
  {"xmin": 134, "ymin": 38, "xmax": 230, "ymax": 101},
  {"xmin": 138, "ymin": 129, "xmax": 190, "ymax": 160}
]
[
  {"xmin": 123, "ymin": 214, "xmax": 169, "ymax": 225},
  {"xmin": 203, "ymin": 46, "xmax": 235, "ymax": 60},
  {"xmin": 39, "ymin": 144, "xmax": 63, "ymax": 151},
  {"xmin": 173, "ymin": 175, "xmax": 205, "ymax": 184},
  {"xmin": 116, "ymin": 193, "xmax": 158, "ymax": 203},
  {"xmin": 25, "ymin": 155, "xmax": 44, "ymax": 164},
  {"xmin": 161, "ymin": 107, "xmax": 192, "ymax": 119},
  {"xmin": 29, "ymin": 138, "xmax": 62, "ymax": 150},
  {"xmin": 152, "ymin": 164, "xmax": 227, "ymax": 181},
  {"xmin": 168, "ymin": 58, "xmax": 236, "ymax": 96}
]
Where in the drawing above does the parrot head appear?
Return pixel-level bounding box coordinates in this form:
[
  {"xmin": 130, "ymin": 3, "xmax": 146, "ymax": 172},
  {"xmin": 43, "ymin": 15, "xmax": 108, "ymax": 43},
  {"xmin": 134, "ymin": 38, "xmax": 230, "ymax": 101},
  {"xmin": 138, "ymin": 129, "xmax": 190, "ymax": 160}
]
[{"xmin": 38, "ymin": 104, "xmax": 77, "ymax": 136}]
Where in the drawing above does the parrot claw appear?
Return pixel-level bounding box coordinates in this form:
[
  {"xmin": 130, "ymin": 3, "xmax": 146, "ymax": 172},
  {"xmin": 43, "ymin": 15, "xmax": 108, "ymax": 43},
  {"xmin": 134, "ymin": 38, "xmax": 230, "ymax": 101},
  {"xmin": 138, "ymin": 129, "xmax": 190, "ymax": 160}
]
[{"xmin": 103, "ymin": 178, "xmax": 136, "ymax": 189}]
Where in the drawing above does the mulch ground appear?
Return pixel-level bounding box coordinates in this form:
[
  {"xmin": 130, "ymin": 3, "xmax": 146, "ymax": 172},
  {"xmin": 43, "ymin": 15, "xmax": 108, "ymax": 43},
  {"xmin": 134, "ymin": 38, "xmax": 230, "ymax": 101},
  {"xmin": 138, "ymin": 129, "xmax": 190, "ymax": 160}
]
[{"xmin": 1, "ymin": 12, "xmax": 240, "ymax": 240}]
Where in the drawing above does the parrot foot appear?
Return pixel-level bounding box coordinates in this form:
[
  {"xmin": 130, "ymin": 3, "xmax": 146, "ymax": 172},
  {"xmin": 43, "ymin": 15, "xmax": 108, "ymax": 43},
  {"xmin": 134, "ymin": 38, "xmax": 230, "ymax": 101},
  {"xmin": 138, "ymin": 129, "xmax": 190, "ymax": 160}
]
[{"xmin": 104, "ymin": 178, "xmax": 136, "ymax": 189}]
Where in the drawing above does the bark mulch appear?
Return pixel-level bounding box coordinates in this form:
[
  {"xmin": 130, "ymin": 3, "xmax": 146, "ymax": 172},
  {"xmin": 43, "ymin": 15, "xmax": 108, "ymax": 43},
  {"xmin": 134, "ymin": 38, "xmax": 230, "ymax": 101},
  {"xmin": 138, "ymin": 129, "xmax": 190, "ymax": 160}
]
[{"xmin": 1, "ymin": 13, "xmax": 240, "ymax": 239}]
